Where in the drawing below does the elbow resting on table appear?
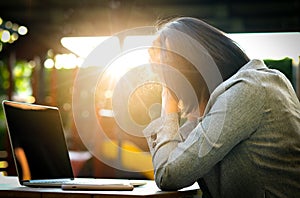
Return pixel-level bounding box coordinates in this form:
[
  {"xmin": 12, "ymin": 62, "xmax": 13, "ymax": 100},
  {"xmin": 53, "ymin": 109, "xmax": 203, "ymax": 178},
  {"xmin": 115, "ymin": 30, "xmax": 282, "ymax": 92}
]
[{"xmin": 155, "ymin": 166, "xmax": 186, "ymax": 191}]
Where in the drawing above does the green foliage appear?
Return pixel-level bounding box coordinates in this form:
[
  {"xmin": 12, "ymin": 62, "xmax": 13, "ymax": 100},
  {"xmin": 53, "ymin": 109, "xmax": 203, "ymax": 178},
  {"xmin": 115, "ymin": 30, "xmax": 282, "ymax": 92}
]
[
  {"xmin": 264, "ymin": 57, "xmax": 293, "ymax": 86},
  {"xmin": 0, "ymin": 60, "xmax": 9, "ymax": 95},
  {"xmin": 0, "ymin": 59, "xmax": 33, "ymax": 149},
  {"xmin": 13, "ymin": 61, "xmax": 33, "ymax": 96}
]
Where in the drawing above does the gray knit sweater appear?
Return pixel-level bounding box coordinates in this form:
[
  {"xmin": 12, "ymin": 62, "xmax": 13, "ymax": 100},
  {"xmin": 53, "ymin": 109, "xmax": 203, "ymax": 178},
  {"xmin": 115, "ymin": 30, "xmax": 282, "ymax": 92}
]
[{"xmin": 143, "ymin": 59, "xmax": 300, "ymax": 198}]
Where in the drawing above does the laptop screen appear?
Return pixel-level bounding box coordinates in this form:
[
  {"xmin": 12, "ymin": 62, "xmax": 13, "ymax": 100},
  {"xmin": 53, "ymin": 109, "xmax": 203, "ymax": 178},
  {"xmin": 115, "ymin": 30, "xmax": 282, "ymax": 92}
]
[{"xmin": 2, "ymin": 100, "xmax": 74, "ymax": 182}]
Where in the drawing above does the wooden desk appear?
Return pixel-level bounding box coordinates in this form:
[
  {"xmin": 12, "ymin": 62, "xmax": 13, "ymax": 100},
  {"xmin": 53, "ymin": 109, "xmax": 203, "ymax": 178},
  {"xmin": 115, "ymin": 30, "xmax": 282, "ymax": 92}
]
[{"xmin": 0, "ymin": 176, "xmax": 202, "ymax": 198}]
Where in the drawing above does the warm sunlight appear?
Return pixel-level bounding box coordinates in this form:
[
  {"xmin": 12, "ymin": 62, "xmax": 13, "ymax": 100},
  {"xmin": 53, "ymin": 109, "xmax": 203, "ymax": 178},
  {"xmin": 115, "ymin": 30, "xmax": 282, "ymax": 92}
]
[
  {"xmin": 105, "ymin": 49, "xmax": 150, "ymax": 82},
  {"xmin": 62, "ymin": 33, "xmax": 300, "ymax": 64},
  {"xmin": 61, "ymin": 35, "xmax": 155, "ymax": 79},
  {"xmin": 61, "ymin": 36, "xmax": 111, "ymax": 58}
]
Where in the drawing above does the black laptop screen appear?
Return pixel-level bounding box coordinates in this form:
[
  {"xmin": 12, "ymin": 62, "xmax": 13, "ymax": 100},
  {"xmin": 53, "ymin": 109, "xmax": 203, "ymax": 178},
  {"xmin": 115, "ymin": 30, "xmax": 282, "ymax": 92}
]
[{"xmin": 3, "ymin": 101, "xmax": 74, "ymax": 181}]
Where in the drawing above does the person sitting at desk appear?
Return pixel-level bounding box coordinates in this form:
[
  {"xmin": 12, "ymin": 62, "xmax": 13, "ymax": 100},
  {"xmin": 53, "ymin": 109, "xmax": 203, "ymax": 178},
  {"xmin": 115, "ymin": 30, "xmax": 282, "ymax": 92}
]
[{"xmin": 143, "ymin": 17, "xmax": 300, "ymax": 198}]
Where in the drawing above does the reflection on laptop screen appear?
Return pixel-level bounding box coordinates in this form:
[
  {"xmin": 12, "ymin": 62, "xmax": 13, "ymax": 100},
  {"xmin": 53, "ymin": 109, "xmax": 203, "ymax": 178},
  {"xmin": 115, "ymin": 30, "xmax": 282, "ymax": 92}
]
[{"xmin": 3, "ymin": 101, "xmax": 74, "ymax": 181}]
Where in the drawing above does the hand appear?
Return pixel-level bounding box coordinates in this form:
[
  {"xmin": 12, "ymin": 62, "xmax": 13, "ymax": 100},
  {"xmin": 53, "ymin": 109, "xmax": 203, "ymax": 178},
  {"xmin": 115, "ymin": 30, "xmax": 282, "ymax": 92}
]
[{"xmin": 161, "ymin": 87, "xmax": 179, "ymax": 114}]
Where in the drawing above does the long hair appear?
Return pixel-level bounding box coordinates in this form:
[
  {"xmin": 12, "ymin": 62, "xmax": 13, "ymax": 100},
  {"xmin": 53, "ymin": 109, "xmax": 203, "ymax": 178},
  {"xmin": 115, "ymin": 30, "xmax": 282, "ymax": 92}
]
[{"xmin": 153, "ymin": 17, "xmax": 250, "ymax": 116}]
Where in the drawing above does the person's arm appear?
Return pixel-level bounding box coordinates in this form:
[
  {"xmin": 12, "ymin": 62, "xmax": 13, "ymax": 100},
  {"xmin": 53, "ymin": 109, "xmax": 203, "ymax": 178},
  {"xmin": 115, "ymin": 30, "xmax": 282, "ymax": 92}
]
[
  {"xmin": 160, "ymin": 87, "xmax": 197, "ymax": 140},
  {"xmin": 143, "ymin": 77, "xmax": 265, "ymax": 190}
]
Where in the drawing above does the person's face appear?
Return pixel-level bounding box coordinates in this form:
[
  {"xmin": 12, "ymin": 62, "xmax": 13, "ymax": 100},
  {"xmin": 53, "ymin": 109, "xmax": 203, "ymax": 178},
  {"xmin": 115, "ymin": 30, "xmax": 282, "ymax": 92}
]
[
  {"xmin": 148, "ymin": 37, "xmax": 162, "ymax": 64},
  {"xmin": 148, "ymin": 37, "xmax": 178, "ymax": 69},
  {"xmin": 148, "ymin": 36, "xmax": 172, "ymax": 78}
]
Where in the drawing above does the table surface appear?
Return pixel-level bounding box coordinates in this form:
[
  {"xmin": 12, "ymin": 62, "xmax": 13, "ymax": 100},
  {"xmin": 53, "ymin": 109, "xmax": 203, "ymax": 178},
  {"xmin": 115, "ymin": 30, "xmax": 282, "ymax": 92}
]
[{"xmin": 0, "ymin": 175, "xmax": 202, "ymax": 198}]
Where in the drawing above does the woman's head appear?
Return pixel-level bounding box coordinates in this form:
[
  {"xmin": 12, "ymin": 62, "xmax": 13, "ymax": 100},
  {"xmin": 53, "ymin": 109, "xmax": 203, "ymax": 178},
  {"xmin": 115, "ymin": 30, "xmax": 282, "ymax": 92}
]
[
  {"xmin": 149, "ymin": 17, "xmax": 250, "ymax": 115},
  {"xmin": 155, "ymin": 17, "xmax": 250, "ymax": 80}
]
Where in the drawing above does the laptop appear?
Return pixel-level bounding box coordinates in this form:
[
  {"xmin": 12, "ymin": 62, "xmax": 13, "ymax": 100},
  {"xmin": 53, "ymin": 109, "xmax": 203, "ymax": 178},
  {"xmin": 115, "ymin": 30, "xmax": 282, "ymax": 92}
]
[{"xmin": 2, "ymin": 100, "xmax": 143, "ymax": 189}]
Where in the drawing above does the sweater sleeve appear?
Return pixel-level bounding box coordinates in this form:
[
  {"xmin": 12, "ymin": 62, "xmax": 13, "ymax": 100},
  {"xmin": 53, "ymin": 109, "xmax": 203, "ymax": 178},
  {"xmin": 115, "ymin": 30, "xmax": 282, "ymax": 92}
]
[{"xmin": 143, "ymin": 73, "xmax": 266, "ymax": 190}]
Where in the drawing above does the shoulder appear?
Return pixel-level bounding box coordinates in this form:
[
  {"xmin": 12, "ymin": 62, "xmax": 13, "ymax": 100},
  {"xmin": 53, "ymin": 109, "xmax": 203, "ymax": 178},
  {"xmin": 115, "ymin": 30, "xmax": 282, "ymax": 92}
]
[
  {"xmin": 206, "ymin": 60, "xmax": 270, "ymax": 114},
  {"xmin": 222, "ymin": 59, "xmax": 290, "ymax": 93},
  {"xmin": 232, "ymin": 59, "xmax": 289, "ymax": 85},
  {"xmin": 211, "ymin": 60, "xmax": 267, "ymax": 100},
  {"xmin": 230, "ymin": 59, "xmax": 269, "ymax": 84}
]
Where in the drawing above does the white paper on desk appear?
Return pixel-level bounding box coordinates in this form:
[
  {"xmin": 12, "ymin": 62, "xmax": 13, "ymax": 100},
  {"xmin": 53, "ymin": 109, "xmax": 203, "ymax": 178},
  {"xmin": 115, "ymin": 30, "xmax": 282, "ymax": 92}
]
[
  {"xmin": 61, "ymin": 183, "xmax": 134, "ymax": 191},
  {"xmin": 0, "ymin": 175, "xmax": 22, "ymax": 188}
]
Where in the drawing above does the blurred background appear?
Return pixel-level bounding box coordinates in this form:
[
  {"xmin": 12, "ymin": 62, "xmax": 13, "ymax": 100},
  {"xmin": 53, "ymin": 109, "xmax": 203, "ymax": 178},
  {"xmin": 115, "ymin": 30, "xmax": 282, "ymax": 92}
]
[{"xmin": 0, "ymin": 0, "xmax": 299, "ymax": 180}]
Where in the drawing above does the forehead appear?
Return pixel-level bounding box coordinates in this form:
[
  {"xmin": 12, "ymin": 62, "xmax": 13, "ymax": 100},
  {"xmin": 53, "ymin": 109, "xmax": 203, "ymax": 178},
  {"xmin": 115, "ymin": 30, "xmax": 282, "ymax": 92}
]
[{"xmin": 148, "ymin": 37, "xmax": 161, "ymax": 55}]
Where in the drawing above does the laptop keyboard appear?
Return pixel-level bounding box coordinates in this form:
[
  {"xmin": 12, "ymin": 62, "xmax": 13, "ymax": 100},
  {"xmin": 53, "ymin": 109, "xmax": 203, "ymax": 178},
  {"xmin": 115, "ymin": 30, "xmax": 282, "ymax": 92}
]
[{"xmin": 29, "ymin": 179, "xmax": 74, "ymax": 184}]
